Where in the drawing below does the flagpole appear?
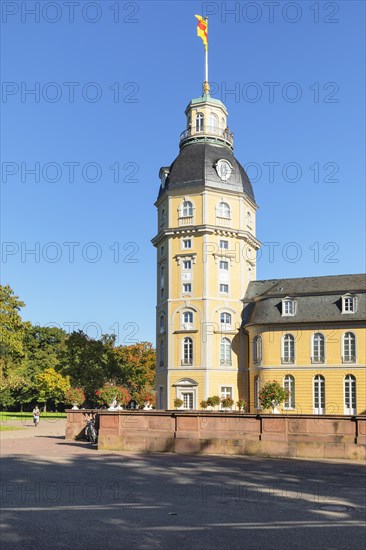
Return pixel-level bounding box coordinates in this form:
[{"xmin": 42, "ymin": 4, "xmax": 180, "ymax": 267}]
[{"xmin": 204, "ymin": 17, "xmax": 210, "ymax": 95}]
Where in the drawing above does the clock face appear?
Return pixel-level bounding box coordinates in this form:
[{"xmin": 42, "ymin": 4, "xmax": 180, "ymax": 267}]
[{"xmin": 216, "ymin": 159, "xmax": 232, "ymax": 182}]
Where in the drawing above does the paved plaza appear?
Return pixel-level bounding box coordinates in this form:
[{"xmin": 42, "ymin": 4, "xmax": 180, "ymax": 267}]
[{"xmin": 1, "ymin": 419, "xmax": 365, "ymax": 550}]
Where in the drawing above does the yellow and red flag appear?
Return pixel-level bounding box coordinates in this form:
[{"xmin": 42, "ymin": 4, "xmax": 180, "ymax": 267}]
[{"xmin": 195, "ymin": 15, "xmax": 208, "ymax": 50}]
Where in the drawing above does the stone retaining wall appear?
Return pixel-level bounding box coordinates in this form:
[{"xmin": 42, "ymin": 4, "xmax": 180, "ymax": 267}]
[{"xmin": 66, "ymin": 410, "xmax": 366, "ymax": 460}]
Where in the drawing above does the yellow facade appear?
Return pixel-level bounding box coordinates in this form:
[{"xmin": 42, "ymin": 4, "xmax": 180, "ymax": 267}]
[
  {"xmin": 152, "ymin": 91, "xmax": 260, "ymax": 410},
  {"xmin": 246, "ymin": 325, "xmax": 366, "ymax": 415},
  {"xmin": 153, "ymin": 88, "xmax": 366, "ymax": 416}
]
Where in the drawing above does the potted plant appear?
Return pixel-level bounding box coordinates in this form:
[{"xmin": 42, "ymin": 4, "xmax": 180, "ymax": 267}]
[
  {"xmin": 207, "ymin": 395, "xmax": 220, "ymax": 410},
  {"xmin": 236, "ymin": 399, "xmax": 247, "ymax": 412},
  {"xmin": 116, "ymin": 386, "xmax": 131, "ymax": 409},
  {"xmin": 174, "ymin": 398, "xmax": 184, "ymax": 409},
  {"xmin": 258, "ymin": 380, "xmax": 289, "ymax": 414},
  {"xmin": 137, "ymin": 388, "xmax": 156, "ymax": 410},
  {"xmin": 96, "ymin": 383, "xmax": 121, "ymax": 410},
  {"xmin": 200, "ymin": 400, "xmax": 208, "ymax": 410},
  {"xmin": 221, "ymin": 397, "xmax": 234, "ymax": 410},
  {"xmin": 64, "ymin": 387, "xmax": 85, "ymax": 410}
]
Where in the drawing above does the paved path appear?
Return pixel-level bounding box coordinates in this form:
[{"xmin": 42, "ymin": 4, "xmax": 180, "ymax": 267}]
[{"xmin": 1, "ymin": 421, "xmax": 365, "ymax": 550}]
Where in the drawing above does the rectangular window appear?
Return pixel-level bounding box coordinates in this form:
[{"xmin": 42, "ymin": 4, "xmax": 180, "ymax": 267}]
[
  {"xmin": 343, "ymin": 297, "xmax": 356, "ymax": 313},
  {"xmin": 220, "ymin": 386, "xmax": 232, "ymax": 399},
  {"xmin": 160, "ymin": 246, "xmax": 164, "ymax": 257},
  {"xmin": 183, "ymin": 260, "xmax": 192, "ymax": 270},
  {"xmin": 219, "ymin": 240, "xmax": 228, "ymax": 250},
  {"xmin": 182, "ymin": 392, "xmax": 193, "ymax": 409},
  {"xmin": 283, "ymin": 300, "xmax": 295, "ymax": 316},
  {"xmin": 220, "ymin": 284, "xmax": 229, "ymax": 293},
  {"xmin": 219, "ymin": 260, "xmax": 229, "ymax": 270},
  {"xmin": 183, "ymin": 239, "xmax": 192, "ymax": 249},
  {"xmin": 183, "ymin": 283, "xmax": 192, "ymax": 293},
  {"xmin": 160, "ymin": 288, "xmax": 164, "ymax": 299}
]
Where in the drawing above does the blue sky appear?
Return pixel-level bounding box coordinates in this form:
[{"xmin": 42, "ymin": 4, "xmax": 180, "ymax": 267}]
[{"xmin": 1, "ymin": 1, "xmax": 365, "ymax": 344}]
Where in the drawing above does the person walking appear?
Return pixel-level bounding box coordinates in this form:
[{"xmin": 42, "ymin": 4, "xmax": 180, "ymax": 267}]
[{"xmin": 32, "ymin": 405, "xmax": 40, "ymax": 427}]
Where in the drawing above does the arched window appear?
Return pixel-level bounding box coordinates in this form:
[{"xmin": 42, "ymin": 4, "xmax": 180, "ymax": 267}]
[
  {"xmin": 217, "ymin": 201, "xmax": 231, "ymax": 218},
  {"xmin": 313, "ymin": 375, "xmax": 325, "ymax": 414},
  {"xmin": 160, "ymin": 340, "xmax": 164, "ymax": 366},
  {"xmin": 342, "ymin": 332, "xmax": 356, "ymax": 363},
  {"xmin": 209, "ymin": 112, "xmax": 218, "ymax": 133},
  {"xmin": 220, "ymin": 337, "xmax": 232, "ymax": 365},
  {"xmin": 183, "ymin": 311, "xmax": 193, "ymax": 326},
  {"xmin": 160, "ymin": 208, "xmax": 166, "ymax": 227},
  {"xmin": 253, "ymin": 335, "xmax": 262, "ymax": 364},
  {"xmin": 195, "ymin": 112, "xmax": 204, "ymax": 132},
  {"xmin": 246, "ymin": 211, "xmax": 252, "ymax": 228},
  {"xmin": 182, "ymin": 337, "xmax": 193, "ymax": 365},
  {"xmin": 182, "ymin": 200, "xmax": 193, "ymax": 217},
  {"xmin": 160, "ymin": 266, "xmax": 165, "ymax": 287},
  {"xmin": 284, "ymin": 375, "xmax": 295, "ymax": 409},
  {"xmin": 254, "ymin": 376, "xmax": 260, "ymax": 409},
  {"xmin": 312, "ymin": 333, "xmax": 325, "ymax": 363},
  {"xmin": 220, "ymin": 312, "xmax": 232, "ymax": 327},
  {"xmin": 159, "ymin": 314, "xmax": 164, "ymax": 333},
  {"xmin": 282, "ymin": 334, "xmax": 295, "ymax": 363},
  {"xmin": 344, "ymin": 374, "xmax": 356, "ymax": 414}
]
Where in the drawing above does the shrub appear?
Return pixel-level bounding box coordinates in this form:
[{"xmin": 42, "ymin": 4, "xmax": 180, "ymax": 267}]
[
  {"xmin": 258, "ymin": 380, "xmax": 289, "ymax": 410},
  {"xmin": 64, "ymin": 387, "xmax": 85, "ymax": 406},
  {"xmin": 174, "ymin": 398, "xmax": 183, "ymax": 409}
]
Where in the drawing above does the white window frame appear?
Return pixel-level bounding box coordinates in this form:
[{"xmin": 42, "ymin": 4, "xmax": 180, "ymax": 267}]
[
  {"xmin": 344, "ymin": 374, "xmax": 356, "ymax": 415},
  {"xmin": 182, "ymin": 238, "xmax": 192, "ymax": 249},
  {"xmin": 220, "ymin": 312, "xmax": 232, "ymax": 328},
  {"xmin": 182, "ymin": 337, "xmax": 193, "ymax": 366},
  {"xmin": 182, "ymin": 311, "xmax": 193, "ymax": 326},
  {"xmin": 246, "ymin": 211, "xmax": 252, "ymax": 228},
  {"xmin": 219, "ymin": 260, "xmax": 229, "ymax": 270},
  {"xmin": 282, "ymin": 333, "xmax": 295, "ymax": 364},
  {"xmin": 311, "ymin": 332, "xmax": 325, "ymax": 363},
  {"xmin": 282, "ymin": 298, "xmax": 296, "ymax": 316},
  {"xmin": 220, "ymin": 284, "xmax": 229, "ymax": 294},
  {"xmin": 183, "ymin": 260, "xmax": 192, "ymax": 270},
  {"xmin": 342, "ymin": 332, "xmax": 356, "ymax": 363},
  {"xmin": 283, "ymin": 375, "xmax": 295, "ymax": 409},
  {"xmin": 182, "ymin": 283, "xmax": 192, "ymax": 294},
  {"xmin": 313, "ymin": 375, "xmax": 325, "ymax": 415},
  {"xmin": 196, "ymin": 112, "xmax": 204, "ymax": 132},
  {"xmin": 220, "ymin": 386, "xmax": 233, "ymax": 409},
  {"xmin": 342, "ymin": 295, "xmax": 357, "ymax": 314},
  {"xmin": 220, "ymin": 337, "xmax": 232, "ymax": 365},
  {"xmin": 217, "ymin": 201, "xmax": 231, "ymax": 219},
  {"xmin": 219, "ymin": 240, "xmax": 229, "ymax": 250},
  {"xmin": 181, "ymin": 200, "xmax": 193, "ymax": 218}
]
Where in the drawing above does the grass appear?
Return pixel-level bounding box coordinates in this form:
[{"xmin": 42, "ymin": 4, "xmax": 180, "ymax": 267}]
[
  {"xmin": 0, "ymin": 412, "xmax": 67, "ymax": 421},
  {"xmin": 0, "ymin": 425, "xmax": 25, "ymax": 431}
]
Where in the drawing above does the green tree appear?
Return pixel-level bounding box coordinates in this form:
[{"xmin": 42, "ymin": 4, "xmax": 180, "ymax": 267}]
[
  {"xmin": 61, "ymin": 331, "xmax": 117, "ymax": 400},
  {"xmin": 35, "ymin": 367, "xmax": 70, "ymax": 411}
]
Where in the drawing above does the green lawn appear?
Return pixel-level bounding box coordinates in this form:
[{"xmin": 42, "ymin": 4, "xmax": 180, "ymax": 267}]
[
  {"xmin": 0, "ymin": 412, "xmax": 67, "ymax": 421},
  {"xmin": 0, "ymin": 425, "xmax": 25, "ymax": 431}
]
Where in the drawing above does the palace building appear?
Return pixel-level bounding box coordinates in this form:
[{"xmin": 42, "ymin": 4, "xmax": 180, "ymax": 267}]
[{"xmin": 152, "ymin": 85, "xmax": 366, "ymax": 415}]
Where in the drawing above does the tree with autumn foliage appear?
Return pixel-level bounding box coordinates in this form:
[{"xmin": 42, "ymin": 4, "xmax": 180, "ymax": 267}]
[
  {"xmin": 35, "ymin": 368, "xmax": 71, "ymax": 411},
  {"xmin": 112, "ymin": 342, "xmax": 156, "ymax": 401}
]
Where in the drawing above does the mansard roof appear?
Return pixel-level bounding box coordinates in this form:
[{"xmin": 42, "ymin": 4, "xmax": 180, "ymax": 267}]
[
  {"xmin": 158, "ymin": 142, "xmax": 255, "ymax": 202},
  {"xmin": 242, "ymin": 274, "xmax": 366, "ymax": 326}
]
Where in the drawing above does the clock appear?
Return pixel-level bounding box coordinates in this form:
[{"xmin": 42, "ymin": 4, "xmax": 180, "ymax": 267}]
[{"xmin": 215, "ymin": 159, "xmax": 232, "ymax": 182}]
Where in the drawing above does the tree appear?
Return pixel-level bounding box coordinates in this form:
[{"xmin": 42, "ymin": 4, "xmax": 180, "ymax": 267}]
[
  {"xmin": 0, "ymin": 284, "xmax": 29, "ymax": 358},
  {"xmin": 61, "ymin": 331, "xmax": 117, "ymax": 400},
  {"xmin": 112, "ymin": 342, "xmax": 156, "ymax": 399},
  {"xmin": 35, "ymin": 368, "xmax": 70, "ymax": 411}
]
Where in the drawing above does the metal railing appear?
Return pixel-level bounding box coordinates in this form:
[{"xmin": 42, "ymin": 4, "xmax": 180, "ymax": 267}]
[{"xmin": 180, "ymin": 125, "xmax": 234, "ymax": 145}]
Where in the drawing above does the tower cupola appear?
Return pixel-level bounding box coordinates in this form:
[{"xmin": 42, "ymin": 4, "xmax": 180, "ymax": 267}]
[{"xmin": 180, "ymin": 91, "xmax": 234, "ymax": 151}]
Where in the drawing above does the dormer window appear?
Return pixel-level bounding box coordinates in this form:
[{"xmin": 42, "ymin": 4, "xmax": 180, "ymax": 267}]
[
  {"xmin": 282, "ymin": 297, "xmax": 296, "ymax": 316},
  {"xmin": 342, "ymin": 294, "xmax": 356, "ymax": 314}
]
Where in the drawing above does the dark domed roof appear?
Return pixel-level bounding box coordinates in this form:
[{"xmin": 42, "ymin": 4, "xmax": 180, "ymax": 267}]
[{"xmin": 158, "ymin": 143, "xmax": 255, "ymax": 202}]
